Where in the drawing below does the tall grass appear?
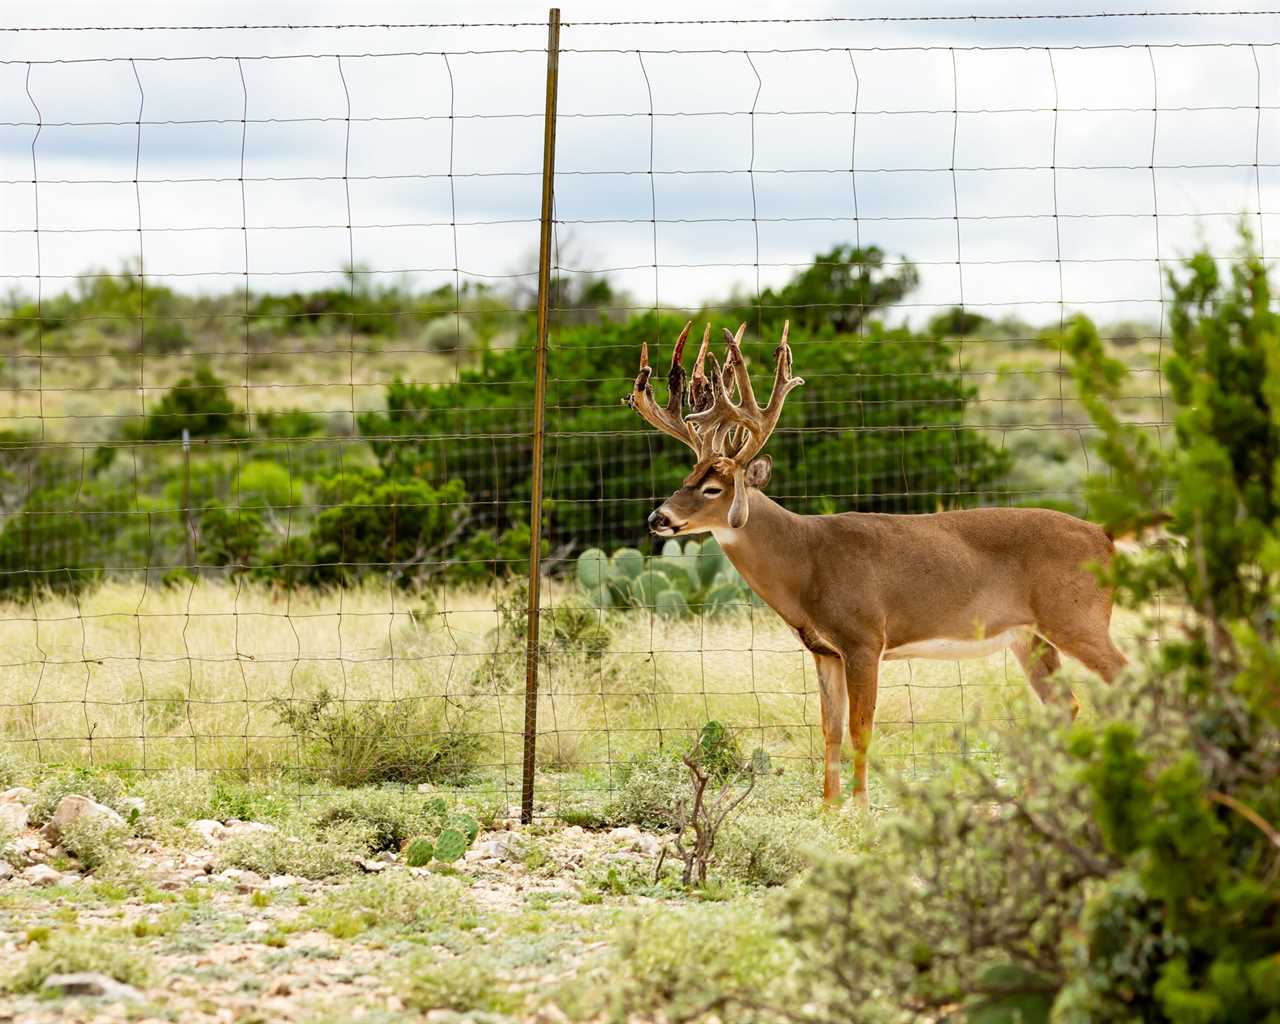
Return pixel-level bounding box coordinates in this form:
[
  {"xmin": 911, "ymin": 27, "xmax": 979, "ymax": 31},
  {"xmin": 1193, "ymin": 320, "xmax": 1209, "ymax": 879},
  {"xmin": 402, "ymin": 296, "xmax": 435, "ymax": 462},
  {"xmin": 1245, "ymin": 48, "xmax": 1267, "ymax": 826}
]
[{"xmin": 0, "ymin": 579, "xmax": 1140, "ymax": 801}]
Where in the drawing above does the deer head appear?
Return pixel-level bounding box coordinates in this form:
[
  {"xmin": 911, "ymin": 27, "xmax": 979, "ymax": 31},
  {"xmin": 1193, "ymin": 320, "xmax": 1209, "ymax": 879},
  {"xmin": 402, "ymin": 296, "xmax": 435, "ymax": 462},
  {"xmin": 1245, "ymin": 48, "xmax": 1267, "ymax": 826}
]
[{"xmin": 625, "ymin": 320, "xmax": 803, "ymax": 536}]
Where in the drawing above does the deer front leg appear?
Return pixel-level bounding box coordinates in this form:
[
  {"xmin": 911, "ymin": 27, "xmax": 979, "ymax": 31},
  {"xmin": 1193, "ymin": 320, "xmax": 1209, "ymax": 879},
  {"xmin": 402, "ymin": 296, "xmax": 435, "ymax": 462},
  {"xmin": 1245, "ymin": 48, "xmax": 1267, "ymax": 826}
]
[
  {"xmin": 842, "ymin": 647, "xmax": 881, "ymax": 808},
  {"xmin": 812, "ymin": 653, "xmax": 847, "ymax": 805}
]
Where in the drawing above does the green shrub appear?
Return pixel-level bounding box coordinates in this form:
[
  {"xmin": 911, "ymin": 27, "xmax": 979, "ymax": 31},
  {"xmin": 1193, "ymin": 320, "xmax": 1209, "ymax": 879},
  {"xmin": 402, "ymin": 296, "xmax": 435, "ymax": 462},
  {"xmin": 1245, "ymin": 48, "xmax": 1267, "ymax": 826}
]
[
  {"xmin": 309, "ymin": 873, "xmax": 476, "ymax": 938},
  {"xmin": 312, "ymin": 789, "xmax": 449, "ymax": 853},
  {"xmin": 29, "ymin": 767, "xmax": 127, "ymax": 825},
  {"xmin": 359, "ymin": 304, "xmax": 1010, "ymax": 550},
  {"xmin": 783, "ymin": 235, "xmax": 1280, "ymax": 1023},
  {"xmin": 197, "ymin": 503, "xmax": 267, "ymax": 570},
  {"xmin": 268, "ymin": 687, "xmax": 483, "ymax": 788},
  {"xmin": 135, "ymin": 367, "xmax": 245, "ymax": 441},
  {"xmin": 6, "ymin": 929, "xmax": 152, "ymax": 993},
  {"xmin": 607, "ymin": 749, "xmax": 688, "ymax": 830},
  {"xmin": 401, "ymin": 955, "xmax": 519, "ymax": 1016},
  {"xmin": 60, "ymin": 814, "xmax": 131, "ymax": 871},
  {"xmin": 218, "ymin": 819, "xmax": 372, "ymax": 880}
]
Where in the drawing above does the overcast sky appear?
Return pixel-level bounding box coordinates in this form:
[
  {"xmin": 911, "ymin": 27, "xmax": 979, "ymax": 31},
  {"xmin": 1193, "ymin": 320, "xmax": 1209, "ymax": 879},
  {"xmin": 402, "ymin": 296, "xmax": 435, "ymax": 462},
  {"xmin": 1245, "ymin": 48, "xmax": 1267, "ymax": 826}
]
[{"xmin": 3, "ymin": 1, "xmax": 1280, "ymax": 327}]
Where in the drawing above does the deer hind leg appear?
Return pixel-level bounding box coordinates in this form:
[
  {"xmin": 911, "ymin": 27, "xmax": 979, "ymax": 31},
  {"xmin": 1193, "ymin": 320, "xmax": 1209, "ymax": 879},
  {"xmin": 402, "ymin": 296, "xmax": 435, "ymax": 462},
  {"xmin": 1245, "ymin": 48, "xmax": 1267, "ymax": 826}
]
[
  {"xmin": 813, "ymin": 653, "xmax": 847, "ymax": 805},
  {"xmin": 1011, "ymin": 630, "xmax": 1065, "ymax": 707},
  {"xmin": 842, "ymin": 647, "xmax": 881, "ymax": 808}
]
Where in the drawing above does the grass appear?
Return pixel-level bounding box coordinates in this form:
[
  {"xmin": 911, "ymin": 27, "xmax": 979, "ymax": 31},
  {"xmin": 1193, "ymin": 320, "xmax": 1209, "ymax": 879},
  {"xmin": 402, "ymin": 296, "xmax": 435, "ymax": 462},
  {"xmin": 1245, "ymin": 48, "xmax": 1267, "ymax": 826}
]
[{"xmin": 0, "ymin": 576, "xmax": 1151, "ymax": 813}]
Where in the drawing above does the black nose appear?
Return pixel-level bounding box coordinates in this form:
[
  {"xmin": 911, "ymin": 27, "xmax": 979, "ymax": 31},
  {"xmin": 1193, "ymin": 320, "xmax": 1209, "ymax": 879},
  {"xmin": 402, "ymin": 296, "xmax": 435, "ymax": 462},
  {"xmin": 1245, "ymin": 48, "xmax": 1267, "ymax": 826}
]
[{"xmin": 647, "ymin": 509, "xmax": 670, "ymax": 532}]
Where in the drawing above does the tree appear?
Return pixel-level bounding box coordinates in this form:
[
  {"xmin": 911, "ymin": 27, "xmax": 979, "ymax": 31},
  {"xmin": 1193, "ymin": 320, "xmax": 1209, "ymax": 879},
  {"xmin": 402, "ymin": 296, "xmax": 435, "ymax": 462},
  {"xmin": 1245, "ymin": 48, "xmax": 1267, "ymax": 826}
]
[{"xmin": 738, "ymin": 244, "xmax": 920, "ymax": 334}]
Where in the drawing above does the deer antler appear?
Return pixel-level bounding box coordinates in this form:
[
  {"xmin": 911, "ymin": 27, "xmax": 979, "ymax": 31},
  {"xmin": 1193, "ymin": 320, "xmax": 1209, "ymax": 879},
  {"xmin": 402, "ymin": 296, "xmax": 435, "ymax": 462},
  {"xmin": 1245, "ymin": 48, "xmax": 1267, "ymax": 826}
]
[
  {"xmin": 626, "ymin": 321, "xmax": 802, "ymax": 471},
  {"xmin": 625, "ymin": 320, "xmax": 700, "ymax": 453},
  {"xmin": 686, "ymin": 320, "xmax": 804, "ymax": 467}
]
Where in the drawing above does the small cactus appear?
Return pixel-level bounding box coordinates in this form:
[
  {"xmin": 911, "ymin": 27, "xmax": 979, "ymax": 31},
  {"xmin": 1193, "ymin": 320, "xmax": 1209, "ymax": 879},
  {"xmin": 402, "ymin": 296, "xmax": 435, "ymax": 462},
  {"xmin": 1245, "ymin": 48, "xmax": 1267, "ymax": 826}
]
[
  {"xmin": 655, "ymin": 589, "xmax": 691, "ymax": 618},
  {"xmin": 577, "ymin": 548, "xmax": 608, "ymax": 589},
  {"xmin": 434, "ymin": 827, "xmax": 469, "ymax": 863},
  {"xmin": 404, "ymin": 836, "xmax": 435, "ymax": 867},
  {"xmin": 448, "ymin": 813, "xmax": 480, "ymax": 845},
  {"xmin": 611, "ymin": 547, "xmax": 645, "ymax": 581}
]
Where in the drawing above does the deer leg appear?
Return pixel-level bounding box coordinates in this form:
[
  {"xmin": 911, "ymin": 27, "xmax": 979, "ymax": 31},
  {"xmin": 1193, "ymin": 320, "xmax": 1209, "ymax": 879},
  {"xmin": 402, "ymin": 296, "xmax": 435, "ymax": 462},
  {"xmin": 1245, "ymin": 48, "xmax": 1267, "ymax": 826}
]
[
  {"xmin": 1049, "ymin": 632, "xmax": 1127, "ymax": 684},
  {"xmin": 1011, "ymin": 630, "xmax": 1065, "ymax": 707},
  {"xmin": 842, "ymin": 647, "xmax": 881, "ymax": 808},
  {"xmin": 813, "ymin": 653, "xmax": 847, "ymax": 805}
]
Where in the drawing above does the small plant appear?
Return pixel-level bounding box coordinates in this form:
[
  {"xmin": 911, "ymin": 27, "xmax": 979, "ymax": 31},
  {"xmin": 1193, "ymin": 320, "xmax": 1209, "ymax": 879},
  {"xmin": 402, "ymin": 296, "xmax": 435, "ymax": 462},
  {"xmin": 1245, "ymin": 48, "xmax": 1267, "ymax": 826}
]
[
  {"xmin": 404, "ymin": 837, "xmax": 435, "ymax": 867},
  {"xmin": 577, "ymin": 537, "xmax": 758, "ymax": 617},
  {"xmin": 60, "ymin": 814, "xmax": 131, "ymax": 871},
  {"xmin": 268, "ymin": 687, "xmax": 482, "ymax": 788},
  {"xmin": 5, "ymin": 929, "xmax": 152, "ymax": 993},
  {"xmin": 658, "ymin": 733, "xmax": 763, "ymax": 887},
  {"xmin": 433, "ymin": 827, "xmax": 469, "ymax": 864},
  {"xmin": 447, "ymin": 813, "xmax": 479, "ymax": 845}
]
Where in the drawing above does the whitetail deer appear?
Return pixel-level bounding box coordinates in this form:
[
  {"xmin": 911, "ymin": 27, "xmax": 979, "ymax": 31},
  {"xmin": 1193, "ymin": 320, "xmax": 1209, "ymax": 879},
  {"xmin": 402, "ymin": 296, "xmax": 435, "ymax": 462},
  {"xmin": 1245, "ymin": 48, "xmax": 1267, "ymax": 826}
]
[{"xmin": 627, "ymin": 321, "xmax": 1126, "ymax": 805}]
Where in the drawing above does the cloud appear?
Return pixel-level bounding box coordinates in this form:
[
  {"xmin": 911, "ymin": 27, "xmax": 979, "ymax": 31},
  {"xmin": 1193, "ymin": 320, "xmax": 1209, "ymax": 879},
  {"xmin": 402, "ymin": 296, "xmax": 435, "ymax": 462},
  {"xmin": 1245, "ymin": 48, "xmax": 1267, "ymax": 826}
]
[{"xmin": 2, "ymin": 1, "xmax": 1279, "ymax": 325}]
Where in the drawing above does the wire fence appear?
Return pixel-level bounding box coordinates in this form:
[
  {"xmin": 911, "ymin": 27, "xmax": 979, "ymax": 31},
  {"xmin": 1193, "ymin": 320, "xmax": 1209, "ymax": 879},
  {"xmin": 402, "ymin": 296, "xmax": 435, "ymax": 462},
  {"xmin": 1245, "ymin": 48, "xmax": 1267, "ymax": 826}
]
[{"xmin": 0, "ymin": 11, "xmax": 1274, "ymax": 816}]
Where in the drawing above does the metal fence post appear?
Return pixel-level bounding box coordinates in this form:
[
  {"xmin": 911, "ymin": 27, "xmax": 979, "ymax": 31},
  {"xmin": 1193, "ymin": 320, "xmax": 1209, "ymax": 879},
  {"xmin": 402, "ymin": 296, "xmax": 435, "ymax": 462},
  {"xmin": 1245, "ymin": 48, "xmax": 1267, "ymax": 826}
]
[{"xmin": 521, "ymin": 7, "xmax": 561, "ymax": 825}]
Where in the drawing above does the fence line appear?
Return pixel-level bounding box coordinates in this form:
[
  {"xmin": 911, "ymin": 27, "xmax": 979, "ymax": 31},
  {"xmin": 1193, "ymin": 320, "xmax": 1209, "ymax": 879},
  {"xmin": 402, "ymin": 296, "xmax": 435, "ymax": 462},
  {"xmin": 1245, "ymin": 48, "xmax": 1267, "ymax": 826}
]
[{"xmin": 0, "ymin": 9, "xmax": 1271, "ymax": 813}]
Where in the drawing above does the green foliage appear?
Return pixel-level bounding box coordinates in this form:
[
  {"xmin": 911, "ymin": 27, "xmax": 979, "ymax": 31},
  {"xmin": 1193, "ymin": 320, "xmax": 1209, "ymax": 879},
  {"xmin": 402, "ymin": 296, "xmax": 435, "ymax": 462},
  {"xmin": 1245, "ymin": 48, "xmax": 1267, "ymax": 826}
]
[
  {"xmin": 303, "ymin": 471, "xmax": 470, "ymax": 588},
  {"xmin": 576, "ymin": 537, "xmax": 758, "ymax": 617},
  {"xmin": 311, "ymin": 789, "xmax": 449, "ymax": 853},
  {"xmin": 59, "ymin": 814, "xmax": 131, "ymax": 871},
  {"xmin": 447, "ymin": 813, "xmax": 480, "ymax": 845},
  {"xmin": 607, "ymin": 748, "xmax": 689, "ymax": 831},
  {"xmin": 404, "ymin": 837, "xmax": 435, "ymax": 867},
  {"xmin": 5, "ymin": 928, "xmax": 153, "ymax": 993},
  {"xmin": 739, "ymin": 244, "xmax": 920, "ymax": 335},
  {"xmin": 198, "ymin": 503, "xmax": 267, "ymax": 571},
  {"xmin": 218, "ymin": 819, "xmax": 374, "ymax": 880},
  {"xmin": 359, "ymin": 309, "xmax": 1008, "ymax": 550},
  {"xmin": 785, "ymin": 234, "xmax": 1280, "ymax": 1023},
  {"xmin": 268, "ymin": 687, "xmax": 483, "ymax": 788},
  {"xmin": 135, "ymin": 367, "xmax": 245, "ymax": 441}
]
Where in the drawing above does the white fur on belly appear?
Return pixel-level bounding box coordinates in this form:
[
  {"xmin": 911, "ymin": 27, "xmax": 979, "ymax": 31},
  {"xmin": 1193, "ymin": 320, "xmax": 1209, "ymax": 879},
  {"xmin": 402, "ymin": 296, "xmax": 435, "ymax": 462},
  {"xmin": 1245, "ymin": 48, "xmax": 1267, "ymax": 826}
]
[{"xmin": 883, "ymin": 629, "xmax": 1021, "ymax": 661}]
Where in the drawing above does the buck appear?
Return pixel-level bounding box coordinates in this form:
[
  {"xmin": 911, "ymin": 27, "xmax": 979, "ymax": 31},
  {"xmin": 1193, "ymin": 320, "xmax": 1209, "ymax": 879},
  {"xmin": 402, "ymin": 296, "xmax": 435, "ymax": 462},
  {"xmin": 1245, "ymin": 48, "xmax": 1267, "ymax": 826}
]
[{"xmin": 627, "ymin": 320, "xmax": 1127, "ymax": 806}]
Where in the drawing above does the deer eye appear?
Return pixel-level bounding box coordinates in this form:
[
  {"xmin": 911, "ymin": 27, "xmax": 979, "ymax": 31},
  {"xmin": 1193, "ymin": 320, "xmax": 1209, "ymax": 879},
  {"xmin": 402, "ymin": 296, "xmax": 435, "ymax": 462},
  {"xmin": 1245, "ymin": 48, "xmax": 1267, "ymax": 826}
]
[{"xmin": 701, "ymin": 486, "xmax": 723, "ymax": 498}]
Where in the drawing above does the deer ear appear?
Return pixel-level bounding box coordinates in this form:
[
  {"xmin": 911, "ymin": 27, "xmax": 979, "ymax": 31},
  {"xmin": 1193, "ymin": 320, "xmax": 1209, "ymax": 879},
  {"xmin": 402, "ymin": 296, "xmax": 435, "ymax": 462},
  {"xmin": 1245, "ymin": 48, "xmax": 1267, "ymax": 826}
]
[
  {"xmin": 727, "ymin": 467, "xmax": 750, "ymax": 529},
  {"xmin": 744, "ymin": 455, "xmax": 772, "ymax": 490}
]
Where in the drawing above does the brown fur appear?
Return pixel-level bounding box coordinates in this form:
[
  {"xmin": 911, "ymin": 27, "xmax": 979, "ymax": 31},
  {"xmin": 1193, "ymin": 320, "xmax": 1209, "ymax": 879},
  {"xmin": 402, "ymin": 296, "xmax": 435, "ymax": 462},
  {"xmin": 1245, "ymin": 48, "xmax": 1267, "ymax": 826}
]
[{"xmin": 652, "ymin": 467, "xmax": 1125, "ymax": 806}]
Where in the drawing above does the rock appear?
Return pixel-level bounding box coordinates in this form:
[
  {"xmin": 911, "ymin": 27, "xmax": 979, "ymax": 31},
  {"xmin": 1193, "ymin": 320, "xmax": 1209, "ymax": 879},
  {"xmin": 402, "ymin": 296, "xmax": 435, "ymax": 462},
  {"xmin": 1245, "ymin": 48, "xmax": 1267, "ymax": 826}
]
[
  {"xmin": 0, "ymin": 786, "xmax": 35, "ymax": 806},
  {"xmin": 117, "ymin": 796, "xmax": 146, "ymax": 817},
  {"xmin": 356, "ymin": 858, "xmax": 387, "ymax": 873},
  {"xmin": 42, "ymin": 795, "xmax": 125, "ymax": 844},
  {"xmin": 217, "ymin": 868, "xmax": 264, "ymax": 892},
  {"xmin": 222, "ymin": 820, "xmax": 275, "ymax": 837},
  {"xmin": 10, "ymin": 834, "xmax": 47, "ymax": 863},
  {"xmin": 467, "ymin": 834, "xmax": 526, "ymax": 862},
  {"xmin": 0, "ymin": 801, "xmax": 28, "ymax": 833},
  {"xmin": 22, "ymin": 863, "xmax": 64, "ymax": 886},
  {"xmin": 41, "ymin": 972, "xmax": 143, "ymax": 1002},
  {"xmin": 265, "ymin": 874, "xmax": 302, "ymax": 891},
  {"xmin": 0, "ymin": 860, "xmax": 12, "ymax": 881},
  {"xmin": 189, "ymin": 820, "xmax": 228, "ymax": 843},
  {"xmin": 265, "ymin": 978, "xmax": 291, "ymax": 997}
]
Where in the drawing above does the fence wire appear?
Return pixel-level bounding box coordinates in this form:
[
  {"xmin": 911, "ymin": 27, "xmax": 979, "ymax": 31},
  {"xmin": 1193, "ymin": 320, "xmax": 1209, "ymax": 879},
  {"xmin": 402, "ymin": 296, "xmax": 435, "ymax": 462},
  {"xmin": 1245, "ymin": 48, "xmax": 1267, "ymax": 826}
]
[{"xmin": 0, "ymin": 14, "xmax": 1274, "ymax": 815}]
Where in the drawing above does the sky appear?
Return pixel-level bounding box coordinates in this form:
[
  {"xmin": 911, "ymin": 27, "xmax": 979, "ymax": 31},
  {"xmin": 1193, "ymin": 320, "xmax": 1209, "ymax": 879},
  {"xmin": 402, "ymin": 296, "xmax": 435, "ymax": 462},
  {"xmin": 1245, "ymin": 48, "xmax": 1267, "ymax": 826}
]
[{"xmin": 3, "ymin": 1, "xmax": 1280, "ymax": 328}]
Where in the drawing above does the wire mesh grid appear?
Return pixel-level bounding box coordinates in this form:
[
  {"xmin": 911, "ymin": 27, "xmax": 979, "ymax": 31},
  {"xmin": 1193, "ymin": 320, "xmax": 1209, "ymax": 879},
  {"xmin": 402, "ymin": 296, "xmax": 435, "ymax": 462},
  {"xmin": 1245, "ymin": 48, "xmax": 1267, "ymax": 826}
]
[{"xmin": 0, "ymin": 15, "xmax": 1274, "ymax": 815}]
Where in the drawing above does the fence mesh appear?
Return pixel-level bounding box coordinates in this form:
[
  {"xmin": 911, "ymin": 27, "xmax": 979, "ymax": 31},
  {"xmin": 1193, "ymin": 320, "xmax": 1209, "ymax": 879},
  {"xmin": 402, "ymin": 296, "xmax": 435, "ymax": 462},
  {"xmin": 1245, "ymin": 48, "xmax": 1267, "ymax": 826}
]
[{"xmin": 0, "ymin": 15, "xmax": 1274, "ymax": 814}]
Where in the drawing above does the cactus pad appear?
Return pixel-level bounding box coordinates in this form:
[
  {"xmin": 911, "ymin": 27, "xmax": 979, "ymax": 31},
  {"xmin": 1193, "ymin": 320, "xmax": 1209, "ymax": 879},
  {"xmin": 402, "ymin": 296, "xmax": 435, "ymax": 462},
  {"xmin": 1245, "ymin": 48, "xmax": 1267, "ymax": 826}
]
[
  {"xmin": 404, "ymin": 837, "xmax": 435, "ymax": 867},
  {"xmin": 434, "ymin": 827, "xmax": 469, "ymax": 863}
]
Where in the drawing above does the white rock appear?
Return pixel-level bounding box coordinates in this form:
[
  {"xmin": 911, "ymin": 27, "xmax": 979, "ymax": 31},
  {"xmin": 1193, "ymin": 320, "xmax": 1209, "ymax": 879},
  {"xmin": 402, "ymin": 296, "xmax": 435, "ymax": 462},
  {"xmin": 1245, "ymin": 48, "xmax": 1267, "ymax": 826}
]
[
  {"xmin": 357, "ymin": 858, "xmax": 387, "ymax": 873},
  {"xmin": 223, "ymin": 819, "xmax": 275, "ymax": 837},
  {"xmin": 0, "ymin": 860, "xmax": 13, "ymax": 880},
  {"xmin": 264, "ymin": 874, "xmax": 302, "ymax": 891},
  {"xmin": 189, "ymin": 819, "xmax": 228, "ymax": 843},
  {"xmin": 0, "ymin": 786, "xmax": 35, "ymax": 806},
  {"xmin": 10, "ymin": 834, "xmax": 46, "ymax": 862},
  {"xmin": 42, "ymin": 972, "xmax": 143, "ymax": 1002},
  {"xmin": 41, "ymin": 795, "xmax": 125, "ymax": 843},
  {"xmin": 469, "ymin": 834, "xmax": 526, "ymax": 862},
  {"xmin": 0, "ymin": 801, "xmax": 28, "ymax": 833},
  {"xmin": 22, "ymin": 863, "xmax": 64, "ymax": 886}
]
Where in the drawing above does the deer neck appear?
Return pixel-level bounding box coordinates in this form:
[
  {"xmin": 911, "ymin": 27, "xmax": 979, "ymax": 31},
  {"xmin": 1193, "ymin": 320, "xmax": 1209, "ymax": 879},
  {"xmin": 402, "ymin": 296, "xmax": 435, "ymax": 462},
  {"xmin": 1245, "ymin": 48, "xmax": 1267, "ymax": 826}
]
[{"xmin": 711, "ymin": 490, "xmax": 812, "ymax": 625}]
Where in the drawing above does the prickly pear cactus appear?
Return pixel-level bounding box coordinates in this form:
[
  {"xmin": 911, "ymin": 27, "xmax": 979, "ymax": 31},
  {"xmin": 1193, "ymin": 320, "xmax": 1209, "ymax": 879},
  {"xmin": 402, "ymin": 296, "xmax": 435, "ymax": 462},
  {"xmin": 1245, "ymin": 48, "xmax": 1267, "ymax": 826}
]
[
  {"xmin": 404, "ymin": 836, "xmax": 435, "ymax": 867},
  {"xmin": 448, "ymin": 813, "xmax": 480, "ymax": 845},
  {"xmin": 578, "ymin": 549, "xmax": 612, "ymax": 610},
  {"xmin": 611, "ymin": 547, "xmax": 645, "ymax": 581},
  {"xmin": 695, "ymin": 537, "xmax": 728, "ymax": 588},
  {"xmin": 655, "ymin": 589, "xmax": 691, "ymax": 618},
  {"xmin": 433, "ymin": 827, "xmax": 469, "ymax": 863}
]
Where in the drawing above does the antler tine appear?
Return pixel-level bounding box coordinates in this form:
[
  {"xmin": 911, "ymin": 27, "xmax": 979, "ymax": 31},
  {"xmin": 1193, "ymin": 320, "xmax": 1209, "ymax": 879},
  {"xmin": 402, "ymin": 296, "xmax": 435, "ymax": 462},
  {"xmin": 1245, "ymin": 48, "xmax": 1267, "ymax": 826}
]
[
  {"xmin": 721, "ymin": 323, "xmax": 759, "ymax": 415},
  {"xmin": 624, "ymin": 320, "xmax": 700, "ymax": 454},
  {"xmin": 725, "ymin": 319, "xmax": 803, "ymax": 465}
]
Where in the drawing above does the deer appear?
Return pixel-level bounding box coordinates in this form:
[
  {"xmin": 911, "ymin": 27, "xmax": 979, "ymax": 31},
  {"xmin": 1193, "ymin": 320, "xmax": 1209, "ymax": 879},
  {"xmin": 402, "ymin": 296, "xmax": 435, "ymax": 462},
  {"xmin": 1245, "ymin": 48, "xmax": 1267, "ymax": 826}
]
[{"xmin": 626, "ymin": 320, "xmax": 1127, "ymax": 806}]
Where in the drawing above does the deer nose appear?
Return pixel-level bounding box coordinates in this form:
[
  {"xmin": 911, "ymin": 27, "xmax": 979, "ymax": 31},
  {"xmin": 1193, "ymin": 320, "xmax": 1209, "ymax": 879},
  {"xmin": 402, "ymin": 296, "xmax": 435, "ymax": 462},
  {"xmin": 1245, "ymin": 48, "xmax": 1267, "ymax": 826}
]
[{"xmin": 647, "ymin": 509, "xmax": 671, "ymax": 533}]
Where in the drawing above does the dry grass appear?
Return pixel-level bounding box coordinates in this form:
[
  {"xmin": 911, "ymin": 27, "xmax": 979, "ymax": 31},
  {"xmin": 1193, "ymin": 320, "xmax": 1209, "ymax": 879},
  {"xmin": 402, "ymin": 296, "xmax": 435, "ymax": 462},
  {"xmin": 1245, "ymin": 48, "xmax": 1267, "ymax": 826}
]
[{"xmin": 0, "ymin": 579, "xmax": 1148, "ymax": 800}]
